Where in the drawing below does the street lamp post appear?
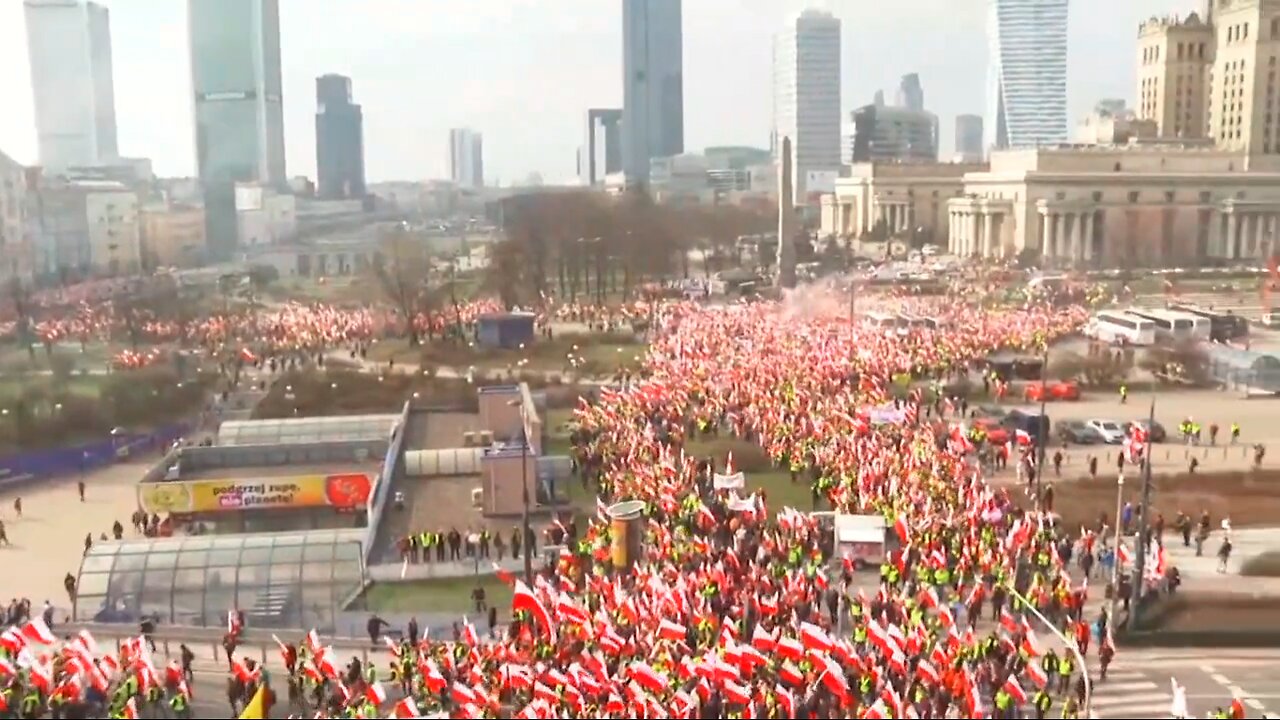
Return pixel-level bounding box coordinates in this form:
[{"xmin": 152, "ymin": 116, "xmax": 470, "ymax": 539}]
[
  {"xmin": 1108, "ymin": 474, "xmax": 1125, "ymax": 627},
  {"xmin": 1034, "ymin": 344, "xmax": 1050, "ymax": 507},
  {"xmin": 1127, "ymin": 397, "xmax": 1158, "ymax": 632},
  {"xmin": 510, "ymin": 398, "xmax": 534, "ymax": 585}
]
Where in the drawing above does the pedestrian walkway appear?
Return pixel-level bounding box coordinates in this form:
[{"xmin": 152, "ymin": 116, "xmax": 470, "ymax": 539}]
[{"xmin": 1090, "ymin": 665, "xmax": 1170, "ymax": 718}]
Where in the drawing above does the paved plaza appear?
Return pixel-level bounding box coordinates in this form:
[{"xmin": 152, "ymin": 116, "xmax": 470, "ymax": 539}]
[
  {"xmin": 1091, "ymin": 648, "xmax": 1280, "ymax": 718},
  {"xmin": 0, "ymin": 458, "xmax": 152, "ymax": 619}
]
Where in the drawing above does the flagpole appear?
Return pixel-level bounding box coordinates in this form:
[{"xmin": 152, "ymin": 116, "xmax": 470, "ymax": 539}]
[
  {"xmin": 1006, "ymin": 583, "xmax": 1092, "ymax": 719},
  {"xmin": 1034, "ymin": 343, "xmax": 1050, "ymax": 508},
  {"xmin": 1126, "ymin": 396, "xmax": 1157, "ymax": 632},
  {"xmin": 1107, "ymin": 473, "xmax": 1125, "ymax": 631}
]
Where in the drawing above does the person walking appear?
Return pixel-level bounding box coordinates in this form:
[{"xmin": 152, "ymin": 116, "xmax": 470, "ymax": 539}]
[{"xmin": 1217, "ymin": 535, "xmax": 1234, "ymax": 573}]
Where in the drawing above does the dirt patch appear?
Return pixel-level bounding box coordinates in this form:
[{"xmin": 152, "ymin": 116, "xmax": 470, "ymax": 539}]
[{"xmin": 1048, "ymin": 469, "xmax": 1280, "ymax": 530}]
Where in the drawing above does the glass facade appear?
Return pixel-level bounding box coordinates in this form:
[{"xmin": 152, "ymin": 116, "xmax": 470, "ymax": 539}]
[
  {"xmin": 217, "ymin": 415, "xmax": 398, "ymax": 446},
  {"xmin": 74, "ymin": 529, "xmax": 365, "ymax": 633}
]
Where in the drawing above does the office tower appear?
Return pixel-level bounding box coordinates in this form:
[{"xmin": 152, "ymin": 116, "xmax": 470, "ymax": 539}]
[
  {"xmin": 23, "ymin": 0, "xmax": 119, "ymax": 171},
  {"xmin": 315, "ymin": 74, "xmax": 366, "ymax": 199},
  {"xmin": 188, "ymin": 0, "xmax": 287, "ymax": 260},
  {"xmin": 955, "ymin": 114, "xmax": 985, "ymax": 162},
  {"xmin": 846, "ymin": 102, "xmax": 939, "ymax": 164},
  {"xmin": 1208, "ymin": 0, "xmax": 1280, "ymax": 154},
  {"xmin": 986, "ymin": 0, "xmax": 1069, "ymax": 150},
  {"xmin": 1135, "ymin": 13, "xmax": 1213, "ymax": 140},
  {"xmin": 897, "ymin": 73, "xmax": 925, "ymax": 112},
  {"xmin": 773, "ymin": 8, "xmax": 842, "ymax": 201},
  {"xmin": 622, "ymin": 0, "xmax": 684, "ymax": 186},
  {"xmin": 449, "ymin": 129, "xmax": 484, "ymax": 189},
  {"xmin": 581, "ymin": 108, "xmax": 623, "ymax": 186}
]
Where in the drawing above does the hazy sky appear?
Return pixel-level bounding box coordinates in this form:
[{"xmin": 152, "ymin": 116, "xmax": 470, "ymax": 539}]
[{"xmin": 0, "ymin": 0, "xmax": 1197, "ymax": 184}]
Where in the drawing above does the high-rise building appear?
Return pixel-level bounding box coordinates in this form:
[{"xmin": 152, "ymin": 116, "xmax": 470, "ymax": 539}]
[
  {"xmin": 315, "ymin": 74, "xmax": 366, "ymax": 200},
  {"xmin": 986, "ymin": 0, "xmax": 1069, "ymax": 150},
  {"xmin": 449, "ymin": 129, "xmax": 484, "ymax": 189},
  {"xmin": 622, "ymin": 0, "xmax": 684, "ymax": 186},
  {"xmin": 188, "ymin": 0, "xmax": 287, "ymax": 260},
  {"xmin": 845, "ymin": 101, "xmax": 939, "ymax": 164},
  {"xmin": 581, "ymin": 109, "xmax": 623, "ymax": 186},
  {"xmin": 897, "ymin": 73, "xmax": 925, "ymax": 112},
  {"xmin": 1136, "ymin": 13, "xmax": 1213, "ymax": 140},
  {"xmin": 23, "ymin": 0, "xmax": 119, "ymax": 171},
  {"xmin": 955, "ymin": 114, "xmax": 985, "ymax": 162},
  {"xmin": 773, "ymin": 8, "xmax": 842, "ymax": 202},
  {"xmin": 1207, "ymin": 0, "xmax": 1280, "ymax": 154}
]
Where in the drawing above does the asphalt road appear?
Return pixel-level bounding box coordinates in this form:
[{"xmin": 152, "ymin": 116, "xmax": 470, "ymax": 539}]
[{"xmin": 1090, "ymin": 648, "xmax": 1280, "ymax": 718}]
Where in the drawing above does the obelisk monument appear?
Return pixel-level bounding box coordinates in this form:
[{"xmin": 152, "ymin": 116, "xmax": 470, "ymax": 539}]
[{"xmin": 776, "ymin": 136, "xmax": 798, "ymax": 289}]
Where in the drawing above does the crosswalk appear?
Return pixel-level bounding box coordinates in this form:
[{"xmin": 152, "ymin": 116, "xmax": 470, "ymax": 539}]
[{"xmin": 1091, "ymin": 666, "xmax": 1171, "ymax": 718}]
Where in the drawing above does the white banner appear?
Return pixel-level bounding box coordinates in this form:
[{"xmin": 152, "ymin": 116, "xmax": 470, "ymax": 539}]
[{"xmin": 713, "ymin": 471, "xmax": 745, "ymax": 490}]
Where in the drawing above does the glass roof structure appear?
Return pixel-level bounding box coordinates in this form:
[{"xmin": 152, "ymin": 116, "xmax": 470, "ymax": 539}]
[
  {"xmin": 1205, "ymin": 345, "xmax": 1280, "ymax": 393},
  {"xmin": 74, "ymin": 529, "xmax": 366, "ymax": 633},
  {"xmin": 217, "ymin": 415, "xmax": 398, "ymax": 446}
]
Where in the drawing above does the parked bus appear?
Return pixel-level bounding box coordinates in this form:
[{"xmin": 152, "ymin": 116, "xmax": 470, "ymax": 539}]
[
  {"xmin": 863, "ymin": 312, "xmax": 905, "ymax": 330},
  {"xmin": 1086, "ymin": 312, "xmax": 1157, "ymax": 345},
  {"xmin": 1168, "ymin": 304, "xmax": 1250, "ymax": 342},
  {"xmin": 1124, "ymin": 308, "xmax": 1208, "ymax": 342}
]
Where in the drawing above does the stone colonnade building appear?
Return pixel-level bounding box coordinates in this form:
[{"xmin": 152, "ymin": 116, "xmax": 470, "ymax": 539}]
[
  {"xmin": 820, "ymin": 146, "xmax": 1280, "ymax": 267},
  {"xmin": 820, "ymin": 162, "xmax": 987, "ymax": 246}
]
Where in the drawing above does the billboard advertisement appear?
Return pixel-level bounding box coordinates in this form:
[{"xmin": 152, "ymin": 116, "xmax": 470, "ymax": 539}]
[{"xmin": 139, "ymin": 473, "xmax": 373, "ymax": 514}]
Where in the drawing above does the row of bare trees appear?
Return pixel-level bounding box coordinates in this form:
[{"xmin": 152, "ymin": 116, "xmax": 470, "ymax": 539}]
[{"xmin": 484, "ymin": 190, "xmax": 776, "ymax": 309}]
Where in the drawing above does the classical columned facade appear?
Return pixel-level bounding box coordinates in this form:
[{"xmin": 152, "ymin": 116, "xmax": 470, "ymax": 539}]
[
  {"xmin": 1035, "ymin": 201, "xmax": 1099, "ymax": 267},
  {"xmin": 1211, "ymin": 200, "xmax": 1280, "ymax": 261},
  {"xmin": 946, "ymin": 197, "xmax": 1013, "ymax": 257}
]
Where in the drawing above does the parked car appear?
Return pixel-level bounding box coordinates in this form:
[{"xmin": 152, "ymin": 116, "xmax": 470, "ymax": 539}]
[
  {"xmin": 1056, "ymin": 419, "xmax": 1104, "ymax": 445},
  {"xmin": 1126, "ymin": 419, "xmax": 1167, "ymax": 443},
  {"xmin": 1023, "ymin": 381, "xmax": 1081, "ymax": 402},
  {"xmin": 1004, "ymin": 409, "xmax": 1051, "ymax": 445},
  {"xmin": 1084, "ymin": 419, "xmax": 1127, "ymax": 444}
]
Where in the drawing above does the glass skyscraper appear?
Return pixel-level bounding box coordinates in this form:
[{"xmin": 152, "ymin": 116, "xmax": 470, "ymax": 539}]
[
  {"xmin": 621, "ymin": 0, "xmax": 684, "ymax": 187},
  {"xmin": 24, "ymin": 0, "xmax": 120, "ymax": 171},
  {"xmin": 986, "ymin": 0, "xmax": 1068, "ymax": 150},
  {"xmin": 315, "ymin": 74, "xmax": 365, "ymax": 200},
  {"xmin": 187, "ymin": 0, "xmax": 286, "ymax": 258}
]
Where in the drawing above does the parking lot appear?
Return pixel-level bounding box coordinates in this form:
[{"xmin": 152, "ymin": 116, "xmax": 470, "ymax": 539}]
[{"xmin": 983, "ymin": 387, "xmax": 1278, "ymax": 483}]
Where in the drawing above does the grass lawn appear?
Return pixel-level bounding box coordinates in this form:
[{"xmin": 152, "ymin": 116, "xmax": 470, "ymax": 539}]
[
  {"xmin": 363, "ymin": 573, "xmax": 514, "ymax": 615},
  {"xmin": 0, "ymin": 372, "xmax": 108, "ymax": 401},
  {"xmin": 542, "ymin": 407, "xmax": 577, "ymax": 457}
]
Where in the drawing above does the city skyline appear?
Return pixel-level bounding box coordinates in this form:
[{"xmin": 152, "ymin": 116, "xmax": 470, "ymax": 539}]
[{"xmin": 0, "ymin": 0, "xmax": 1198, "ymax": 184}]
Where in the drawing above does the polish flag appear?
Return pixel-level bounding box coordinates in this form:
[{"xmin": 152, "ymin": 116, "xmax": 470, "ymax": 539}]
[
  {"xmin": 798, "ymin": 622, "xmax": 833, "ymax": 652},
  {"xmin": 938, "ymin": 603, "xmax": 955, "ymax": 628},
  {"xmin": 20, "ymin": 619, "xmax": 55, "ymax": 646},
  {"xmin": 916, "ymin": 659, "xmax": 940, "ymax": 685},
  {"xmin": 920, "ymin": 586, "xmax": 940, "ymax": 609},
  {"xmin": 1021, "ymin": 630, "xmax": 1043, "ymax": 657},
  {"xmin": 1015, "ymin": 428, "xmax": 1033, "ymax": 446},
  {"xmin": 723, "ymin": 680, "xmax": 752, "ymax": 706},
  {"xmin": 513, "ymin": 580, "xmax": 556, "ymax": 642},
  {"xmin": 420, "ymin": 659, "xmax": 446, "ymax": 692},
  {"xmin": 751, "ymin": 624, "xmax": 776, "ymax": 651},
  {"xmin": 121, "ymin": 698, "xmax": 138, "ymax": 720},
  {"xmin": 658, "ymin": 619, "xmax": 686, "ymax": 642},
  {"xmin": 365, "ymin": 681, "xmax": 388, "ymax": 706},
  {"xmin": 999, "ymin": 608, "xmax": 1020, "ymax": 633},
  {"xmin": 303, "ymin": 629, "xmax": 321, "ymax": 653},
  {"xmin": 230, "ymin": 657, "xmax": 258, "ymax": 684},
  {"xmin": 775, "ymin": 685, "xmax": 795, "ymax": 717},
  {"xmin": 893, "ymin": 515, "xmax": 910, "ymax": 544},
  {"xmin": 775, "ymin": 636, "xmax": 804, "ymax": 662},
  {"xmin": 451, "ymin": 682, "xmax": 479, "ymax": 706},
  {"xmin": 778, "ymin": 661, "xmax": 805, "ymax": 686},
  {"xmin": 393, "ymin": 697, "xmax": 422, "ymax": 719},
  {"xmin": 0, "ymin": 629, "xmax": 23, "ymax": 653},
  {"xmin": 1026, "ymin": 662, "xmax": 1049, "ymax": 688},
  {"xmin": 629, "ymin": 662, "xmax": 668, "ymax": 694},
  {"xmin": 1004, "ymin": 676, "xmax": 1028, "ymax": 705},
  {"xmin": 492, "ymin": 563, "xmax": 517, "ymax": 585}
]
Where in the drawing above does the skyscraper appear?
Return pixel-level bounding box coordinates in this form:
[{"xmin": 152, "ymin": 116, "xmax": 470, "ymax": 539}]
[
  {"xmin": 315, "ymin": 74, "xmax": 366, "ymax": 199},
  {"xmin": 622, "ymin": 0, "xmax": 684, "ymax": 186},
  {"xmin": 986, "ymin": 0, "xmax": 1069, "ymax": 150},
  {"xmin": 581, "ymin": 109, "xmax": 623, "ymax": 186},
  {"xmin": 23, "ymin": 0, "xmax": 119, "ymax": 171},
  {"xmin": 773, "ymin": 8, "xmax": 842, "ymax": 202},
  {"xmin": 897, "ymin": 73, "xmax": 925, "ymax": 112},
  {"xmin": 188, "ymin": 0, "xmax": 287, "ymax": 259},
  {"xmin": 955, "ymin": 114, "xmax": 985, "ymax": 162},
  {"xmin": 449, "ymin": 129, "xmax": 484, "ymax": 189}
]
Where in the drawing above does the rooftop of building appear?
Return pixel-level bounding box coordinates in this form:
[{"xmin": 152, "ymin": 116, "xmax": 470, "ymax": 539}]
[
  {"xmin": 139, "ymin": 438, "xmax": 388, "ymax": 484},
  {"xmin": 1138, "ymin": 11, "xmax": 1211, "ymax": 35}
]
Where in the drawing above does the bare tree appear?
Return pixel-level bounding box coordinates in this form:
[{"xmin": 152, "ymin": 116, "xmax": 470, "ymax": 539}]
[{"xmin": 375, "ymin": 227, "xmax": 434, "ymax": 345}]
